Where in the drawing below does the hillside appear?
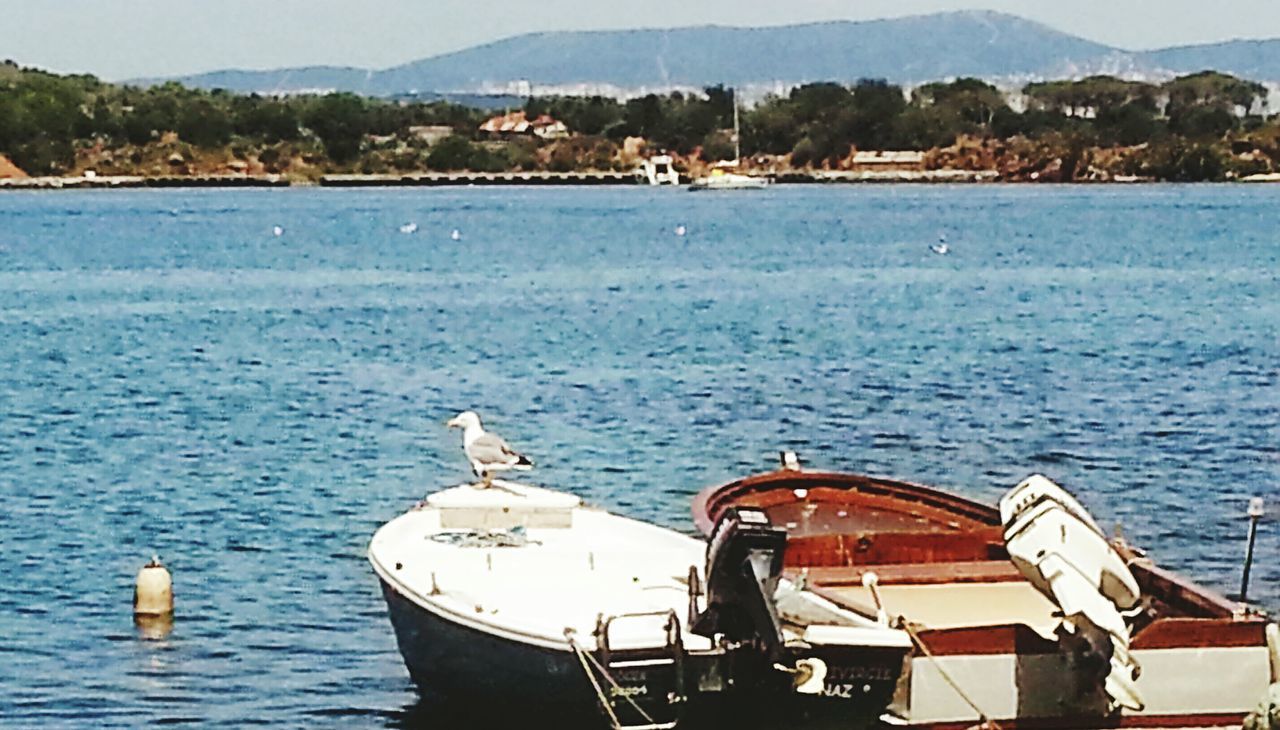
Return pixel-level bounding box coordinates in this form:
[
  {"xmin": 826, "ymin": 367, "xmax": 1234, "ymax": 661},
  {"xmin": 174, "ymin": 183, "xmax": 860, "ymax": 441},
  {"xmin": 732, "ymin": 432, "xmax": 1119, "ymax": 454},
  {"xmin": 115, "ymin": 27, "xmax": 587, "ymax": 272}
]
[
  {"xmin": 370, "ymin": 12, "xmax": 1114, "ymax": 92},
  {"xmin": 153, "ymin": 11, "xmax": 1121, "ymax": 95},
  {"xmin": 147, "ymin": 11, "xmax": 1280, "ymax": 97},
  {"xmin": 1139, "ymin": 40, "xmax": 1280, "ymax": 81}
]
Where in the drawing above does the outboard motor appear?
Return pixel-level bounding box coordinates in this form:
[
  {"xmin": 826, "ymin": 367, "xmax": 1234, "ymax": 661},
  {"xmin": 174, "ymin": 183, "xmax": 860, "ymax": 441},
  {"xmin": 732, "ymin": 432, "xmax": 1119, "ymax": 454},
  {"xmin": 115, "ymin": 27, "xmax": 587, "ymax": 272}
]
[{"xmin": 692, "ymin": 507, "xmax": 788, "ymax": 661}]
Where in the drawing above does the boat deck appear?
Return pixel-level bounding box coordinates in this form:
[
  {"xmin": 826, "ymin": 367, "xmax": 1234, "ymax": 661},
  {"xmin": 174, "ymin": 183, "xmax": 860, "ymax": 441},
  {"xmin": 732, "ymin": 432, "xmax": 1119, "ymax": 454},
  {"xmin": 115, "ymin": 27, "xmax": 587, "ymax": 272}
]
[{"xmin": 370, "ymin": 481, "xmax": 712, "ymax": 652}]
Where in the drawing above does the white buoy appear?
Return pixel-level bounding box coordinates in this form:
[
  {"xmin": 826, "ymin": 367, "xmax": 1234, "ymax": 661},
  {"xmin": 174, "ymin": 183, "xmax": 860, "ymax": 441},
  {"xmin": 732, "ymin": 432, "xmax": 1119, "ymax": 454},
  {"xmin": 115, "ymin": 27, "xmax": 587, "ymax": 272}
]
[
  {"xmin": 450, "ymin": 229, "xmax": 462, "ymax": 241},
  {"xmin": 134, "ymin": 556, "xmax": 173, "ymax": 617}
]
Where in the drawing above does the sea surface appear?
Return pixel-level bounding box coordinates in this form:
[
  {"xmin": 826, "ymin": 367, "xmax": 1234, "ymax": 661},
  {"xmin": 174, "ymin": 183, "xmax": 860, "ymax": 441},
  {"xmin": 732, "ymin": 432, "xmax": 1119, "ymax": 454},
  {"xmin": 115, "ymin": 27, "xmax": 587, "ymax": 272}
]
[{"xmin": 0, "ymin": 184, "xmax": 1276, "ymax": 727}]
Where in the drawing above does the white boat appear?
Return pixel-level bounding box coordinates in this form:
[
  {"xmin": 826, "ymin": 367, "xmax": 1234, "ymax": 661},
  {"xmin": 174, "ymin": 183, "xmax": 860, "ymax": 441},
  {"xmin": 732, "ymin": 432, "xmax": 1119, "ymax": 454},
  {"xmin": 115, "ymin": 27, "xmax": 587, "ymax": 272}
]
[
  {"xmin": 688, "ymin": 165, "xmax": 772, "ymax": 191},
  {"xmin": 688, "ymin": 90, "xmax": 771, "ymax": 191},
  {"xmin": 369, "ymin": 478, "xmax": 911, "ymax": 728},
  {"xmin": 641, "ymin": 155, "xmax": 680, "ymax": 186}
]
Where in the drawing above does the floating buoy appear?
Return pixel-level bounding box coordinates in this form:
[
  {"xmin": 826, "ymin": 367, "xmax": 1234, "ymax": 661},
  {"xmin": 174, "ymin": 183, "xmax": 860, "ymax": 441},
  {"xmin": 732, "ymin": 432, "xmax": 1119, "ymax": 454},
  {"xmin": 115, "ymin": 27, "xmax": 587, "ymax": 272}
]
[{"xmin": 134, "ymin": 555, "xmax": 173, "ymax": 617}]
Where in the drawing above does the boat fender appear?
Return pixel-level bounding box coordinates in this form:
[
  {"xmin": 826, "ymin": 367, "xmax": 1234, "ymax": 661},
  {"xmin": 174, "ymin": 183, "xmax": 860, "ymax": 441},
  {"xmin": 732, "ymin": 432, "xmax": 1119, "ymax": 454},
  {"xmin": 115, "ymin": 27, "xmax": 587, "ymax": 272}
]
[
  {"xmin": 1268, "ymin": 623, "xmax": 1279, "ymax": 683},
  {"xmin": 1243, "ymin": 683, "xmax": 1280, "ymax": 730},
  {"xmin": 772, "ymin": 658, "xmax": 828, "ymax": 695}
]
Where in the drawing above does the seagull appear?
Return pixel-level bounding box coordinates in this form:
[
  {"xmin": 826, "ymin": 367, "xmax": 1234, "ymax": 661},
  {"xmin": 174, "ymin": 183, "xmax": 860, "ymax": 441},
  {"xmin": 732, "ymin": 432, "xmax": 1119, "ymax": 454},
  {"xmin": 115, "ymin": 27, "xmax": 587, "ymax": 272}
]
[
  {"xmin": 399, "ymin": 222, "xmax": 418, "ymax": 234},
  {"xmin": 930, "ymin": 233, "xmax": 949, "ymax": 255},
  {"xmin": 446, "ymin": 411, "xmax": 533, "ymax": 488},
  {"xmin": 450, "ymin": 229, "xmax": 462, "ymax": 241},
  {"xmin": 674, "ymin": 224, "xmax": 687, "ymax": 237},
  {"xmin": 272, "ymin": 225, "xmax": 284, "ymax": 237}
]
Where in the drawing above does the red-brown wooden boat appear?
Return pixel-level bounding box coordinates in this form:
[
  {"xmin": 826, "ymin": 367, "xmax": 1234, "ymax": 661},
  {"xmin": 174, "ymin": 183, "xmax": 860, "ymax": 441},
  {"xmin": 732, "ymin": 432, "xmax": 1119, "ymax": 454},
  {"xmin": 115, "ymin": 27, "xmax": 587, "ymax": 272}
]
[{"xmin": 692, "ymin": 459, "xmax": 1279, "ymax": 730}]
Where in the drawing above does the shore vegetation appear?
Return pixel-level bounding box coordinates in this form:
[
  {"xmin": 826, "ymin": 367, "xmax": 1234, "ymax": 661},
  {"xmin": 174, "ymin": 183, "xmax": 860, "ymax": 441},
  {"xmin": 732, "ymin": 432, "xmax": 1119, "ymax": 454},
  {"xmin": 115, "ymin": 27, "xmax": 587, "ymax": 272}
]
[{"xmin": 1, "ymin": 60, "xmax": 1276, "ymax": 182}]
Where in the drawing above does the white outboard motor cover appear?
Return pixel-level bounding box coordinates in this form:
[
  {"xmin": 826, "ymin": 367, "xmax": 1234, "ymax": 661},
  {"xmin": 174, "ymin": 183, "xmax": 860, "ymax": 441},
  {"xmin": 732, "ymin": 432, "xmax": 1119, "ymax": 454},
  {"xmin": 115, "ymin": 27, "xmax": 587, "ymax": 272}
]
[{"xmin": 1001, "ymin": 474, "xmax": 1144, "ymax": 712}]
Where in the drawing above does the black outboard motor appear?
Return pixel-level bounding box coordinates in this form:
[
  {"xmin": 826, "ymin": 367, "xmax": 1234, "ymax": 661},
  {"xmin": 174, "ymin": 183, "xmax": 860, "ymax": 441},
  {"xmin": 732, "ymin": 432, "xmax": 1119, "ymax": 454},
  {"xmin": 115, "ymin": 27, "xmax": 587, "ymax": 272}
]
[{"xmin": 691, "ymin": 507, "xmax": 788, "ymax": 661}]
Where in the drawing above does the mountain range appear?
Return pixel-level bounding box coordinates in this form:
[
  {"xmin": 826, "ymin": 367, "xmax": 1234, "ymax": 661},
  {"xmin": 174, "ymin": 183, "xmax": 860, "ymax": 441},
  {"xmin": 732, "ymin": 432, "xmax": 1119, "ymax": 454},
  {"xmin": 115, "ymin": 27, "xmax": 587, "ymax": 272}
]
[{"xmin": 144, "ymin": 11, "xmax": 1280, "ymax": 97}]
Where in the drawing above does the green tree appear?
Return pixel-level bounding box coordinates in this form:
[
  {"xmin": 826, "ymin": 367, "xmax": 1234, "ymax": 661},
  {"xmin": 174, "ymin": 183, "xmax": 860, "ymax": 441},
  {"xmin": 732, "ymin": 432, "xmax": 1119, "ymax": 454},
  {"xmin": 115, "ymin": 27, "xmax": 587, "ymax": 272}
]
[
  {"xmin": 913, "ymin": 77, "xmax": 1006, "ymax": 131},
  {"xmin": 303, "ymin": 93, "xmax": 369, "ymax": 163},
  {"xmin": 177, "ymin": 97, "xmax": 232, "ymax": 148},
  {"xmin": 1164, "ymin": 71, "xmax": 1267, "ymax": 116},
  {"xmin": 1096, "ymin": 101, "xmax": 1163, "ymax": 146},
  {"xmin": 847, "ymin": 79, "xmax": 908, "ymax": 150}
]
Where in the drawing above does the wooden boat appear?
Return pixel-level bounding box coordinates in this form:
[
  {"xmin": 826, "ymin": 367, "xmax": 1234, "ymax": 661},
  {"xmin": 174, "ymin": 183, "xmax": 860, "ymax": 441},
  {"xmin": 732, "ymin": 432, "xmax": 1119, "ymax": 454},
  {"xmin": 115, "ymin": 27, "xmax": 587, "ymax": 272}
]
[
  {"xmin": 369, "ymin": 478, "xmax": 912, "ymax": 729},
  {"xmin": 692, "ymin": 458, "xmax": 1280, "ymax": 730}
]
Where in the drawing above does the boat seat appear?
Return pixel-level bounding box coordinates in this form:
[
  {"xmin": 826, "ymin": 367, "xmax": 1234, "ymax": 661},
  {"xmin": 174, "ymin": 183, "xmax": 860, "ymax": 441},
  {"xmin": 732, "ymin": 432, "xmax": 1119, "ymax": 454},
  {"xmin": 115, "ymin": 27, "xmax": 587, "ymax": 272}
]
[
  {"xmin": 427, "ymin": 481, "xmax": 580, "ymax": 529},
  {"xmin": 792, "ymin": 560, "xmax": 1026, "ymax": 587},
  {"xmin": 785, "ymin": 558, "xmax": 1050, "ymax": 634}
]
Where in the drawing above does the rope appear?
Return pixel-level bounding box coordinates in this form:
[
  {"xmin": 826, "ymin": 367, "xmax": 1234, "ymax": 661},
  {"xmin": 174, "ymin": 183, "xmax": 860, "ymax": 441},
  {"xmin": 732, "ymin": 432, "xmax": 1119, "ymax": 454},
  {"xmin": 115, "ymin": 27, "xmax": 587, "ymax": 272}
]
[
  {"xmin": 564, "ymin": 630, "xmax": 661, "ymax": 729},
  {"xmin": 577, "ymin": 643, "xmax": 660, "ymax": 726},
  {"xmin": 901, "ymin": 621, "xmax": 1001, "ymax": 730},
  {"xmin": 428, "ymin": 527, "xmax": 539, "ymax": 548},
  {"xmin": 566, "ymin": 630, "xmax": 624, "ymax": 729}
]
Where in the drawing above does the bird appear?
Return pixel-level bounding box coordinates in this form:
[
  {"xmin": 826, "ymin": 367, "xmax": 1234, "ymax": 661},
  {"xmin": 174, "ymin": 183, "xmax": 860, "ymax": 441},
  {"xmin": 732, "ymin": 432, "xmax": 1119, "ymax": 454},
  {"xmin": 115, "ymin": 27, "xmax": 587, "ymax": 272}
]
[
  {"xmin": 930, "ymin": 232, "xmax": 950, "ymax": 255},
  {"xmin": 450, "ymin": 229, "xmax": 462, "ymax": 241},
  {"xmin": 272, "ymin": 225, "xmax": 284, "ymax": 237},
  {"xmin": 674, "ymin": 224, "xmax": 687, "ymax": 237},
  {"xmin": 399, "ymin": 222, "xmax": 418, "ymax": 234},
  {"xmin": 446, "ymin": 411, "xmax": 533, "ymax": 488}
]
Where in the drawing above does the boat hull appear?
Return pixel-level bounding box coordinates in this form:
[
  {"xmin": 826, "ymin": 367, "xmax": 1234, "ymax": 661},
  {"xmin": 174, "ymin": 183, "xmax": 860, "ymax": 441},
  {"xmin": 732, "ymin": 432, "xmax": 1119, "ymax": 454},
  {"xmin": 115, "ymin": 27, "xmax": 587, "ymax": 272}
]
[
  {"xmin": 379, "ymin": 576, "xmax": 905, "ymax": 728},
  {"xmin": 380, "ymin": 578, "xmax": 606, "ymax": 713}
]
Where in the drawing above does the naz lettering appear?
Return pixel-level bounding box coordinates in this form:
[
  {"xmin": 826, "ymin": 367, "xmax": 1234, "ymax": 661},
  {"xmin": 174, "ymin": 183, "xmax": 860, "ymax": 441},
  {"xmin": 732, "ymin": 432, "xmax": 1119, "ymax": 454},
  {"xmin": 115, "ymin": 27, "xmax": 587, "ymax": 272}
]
[{"xmin": 822, "ymin": 683, "xmax": 856, "ymax": 699}]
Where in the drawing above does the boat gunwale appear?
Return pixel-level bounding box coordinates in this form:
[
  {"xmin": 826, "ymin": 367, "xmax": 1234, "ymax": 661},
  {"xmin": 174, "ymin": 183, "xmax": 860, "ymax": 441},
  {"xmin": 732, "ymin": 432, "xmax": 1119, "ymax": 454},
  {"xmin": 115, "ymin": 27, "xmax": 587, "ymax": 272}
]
[{"xmin": 692, "ymin": 469, "xmax": 1001, "ymax": 536}]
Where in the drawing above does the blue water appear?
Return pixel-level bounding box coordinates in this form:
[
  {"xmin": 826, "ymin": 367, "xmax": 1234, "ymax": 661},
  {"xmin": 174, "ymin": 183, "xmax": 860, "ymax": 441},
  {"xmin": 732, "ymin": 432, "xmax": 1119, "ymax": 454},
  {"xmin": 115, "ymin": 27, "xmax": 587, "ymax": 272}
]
[{"xmin": 0, "ymin": 185, "xmax": 1276, "ymax": 727}]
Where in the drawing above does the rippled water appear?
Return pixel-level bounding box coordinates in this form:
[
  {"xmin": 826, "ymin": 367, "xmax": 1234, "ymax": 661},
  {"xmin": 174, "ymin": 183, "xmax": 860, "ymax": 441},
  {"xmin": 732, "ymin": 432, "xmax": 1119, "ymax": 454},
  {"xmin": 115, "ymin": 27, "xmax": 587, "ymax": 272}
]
[{"xmin": 0, "ymin": 185, "xmax": 1276, "ymax": 727}]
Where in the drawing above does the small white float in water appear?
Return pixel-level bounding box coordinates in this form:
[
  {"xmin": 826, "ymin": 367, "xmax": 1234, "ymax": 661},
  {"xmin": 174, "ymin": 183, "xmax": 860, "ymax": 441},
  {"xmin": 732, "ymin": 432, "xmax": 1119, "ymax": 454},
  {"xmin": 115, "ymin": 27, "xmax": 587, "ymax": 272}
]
[{"xmin": 134, "ymin": 555, "xmax": 174, "ymax": 639}]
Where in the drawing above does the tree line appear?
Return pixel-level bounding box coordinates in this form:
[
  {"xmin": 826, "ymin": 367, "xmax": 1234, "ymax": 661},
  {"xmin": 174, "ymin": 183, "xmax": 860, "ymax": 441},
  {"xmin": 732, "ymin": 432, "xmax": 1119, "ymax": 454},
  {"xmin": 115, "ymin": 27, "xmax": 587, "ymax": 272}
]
[{"xmin": 1, "ymin": 58, "xmax": 1277, "ymax": 181}]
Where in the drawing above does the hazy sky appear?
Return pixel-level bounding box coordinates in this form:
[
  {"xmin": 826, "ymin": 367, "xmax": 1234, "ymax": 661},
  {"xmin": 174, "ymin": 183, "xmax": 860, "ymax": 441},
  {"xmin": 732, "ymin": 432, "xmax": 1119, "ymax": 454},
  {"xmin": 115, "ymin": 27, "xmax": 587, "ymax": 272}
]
[{"xmin": 6, "ymin": 0, "xmax": 1280, "ymax": 81}]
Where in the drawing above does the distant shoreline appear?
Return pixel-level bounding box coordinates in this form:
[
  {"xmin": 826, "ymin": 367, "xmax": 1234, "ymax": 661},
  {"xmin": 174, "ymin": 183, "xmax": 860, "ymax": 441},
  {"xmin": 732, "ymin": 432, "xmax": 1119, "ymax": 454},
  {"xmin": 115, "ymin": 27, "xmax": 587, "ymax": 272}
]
[
  {"xmin": 7, "ymin": 169, "xmax": 1277, "ymax": 190},
  {"xmin": 0, "ymin": 170, "xmax": 1274, "ymax": 189}
]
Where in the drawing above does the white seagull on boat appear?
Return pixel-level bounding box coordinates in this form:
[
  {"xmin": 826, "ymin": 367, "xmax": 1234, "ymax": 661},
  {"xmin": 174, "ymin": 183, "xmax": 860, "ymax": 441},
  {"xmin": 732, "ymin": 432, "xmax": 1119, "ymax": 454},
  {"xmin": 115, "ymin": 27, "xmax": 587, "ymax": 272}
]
[{"xmin": 446, "ymin": 411, "xmax": 533, "ymax": 487}]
